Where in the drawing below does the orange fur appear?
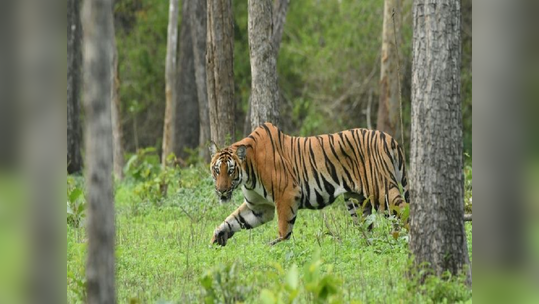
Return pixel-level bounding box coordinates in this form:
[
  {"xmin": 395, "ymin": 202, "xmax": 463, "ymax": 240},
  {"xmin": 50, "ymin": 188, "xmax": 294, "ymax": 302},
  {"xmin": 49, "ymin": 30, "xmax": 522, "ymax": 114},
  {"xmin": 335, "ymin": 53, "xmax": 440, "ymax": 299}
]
[{"xmin": 209, "ymin": 123, "xmax": 408, "ymax": 246}]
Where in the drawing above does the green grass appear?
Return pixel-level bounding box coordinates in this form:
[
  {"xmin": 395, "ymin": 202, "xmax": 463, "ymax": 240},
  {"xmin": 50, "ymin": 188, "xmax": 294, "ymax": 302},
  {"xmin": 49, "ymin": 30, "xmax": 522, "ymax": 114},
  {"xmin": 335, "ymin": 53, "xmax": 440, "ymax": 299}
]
[{"xmin": 67, "ymin": 164, "xmax": 472, "ymax": 303}]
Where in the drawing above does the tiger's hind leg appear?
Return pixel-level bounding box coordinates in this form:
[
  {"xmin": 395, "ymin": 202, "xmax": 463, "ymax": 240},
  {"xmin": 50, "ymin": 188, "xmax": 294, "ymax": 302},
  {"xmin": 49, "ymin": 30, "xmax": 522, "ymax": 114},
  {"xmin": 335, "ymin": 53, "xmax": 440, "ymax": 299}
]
[{"xmin": 387, "ymin": 186, "xmax": 408, "ymax": 219}]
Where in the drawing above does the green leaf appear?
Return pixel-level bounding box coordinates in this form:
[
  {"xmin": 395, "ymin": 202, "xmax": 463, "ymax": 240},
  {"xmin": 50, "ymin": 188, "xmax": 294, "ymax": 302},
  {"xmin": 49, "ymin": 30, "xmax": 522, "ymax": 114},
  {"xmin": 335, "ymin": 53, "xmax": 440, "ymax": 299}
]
[
  {"xmin": 260, "ymin": 289, "xmax": 276, "ymax": 304},
  {"xmin": 285, "ymin": 264, "xmax": 299, "ymax": 290},
  {"xmin": 67, "ymin": 202, "xmax": 74, "ymax": 215},
  {"xmin": 69, "ymin": 188, "xmax": 83, "ymax": 203},
  {"xmin": 200, "ymin": 274, "xmax": 213, "ymax": 290}
]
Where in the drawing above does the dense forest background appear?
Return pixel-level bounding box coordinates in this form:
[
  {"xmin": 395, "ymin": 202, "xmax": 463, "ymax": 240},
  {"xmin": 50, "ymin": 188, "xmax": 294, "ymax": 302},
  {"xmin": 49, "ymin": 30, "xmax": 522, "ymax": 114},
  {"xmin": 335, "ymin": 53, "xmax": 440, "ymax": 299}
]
[{"xmin": 112, "ymin": 0, "xmax": 472, "ymax": 158}]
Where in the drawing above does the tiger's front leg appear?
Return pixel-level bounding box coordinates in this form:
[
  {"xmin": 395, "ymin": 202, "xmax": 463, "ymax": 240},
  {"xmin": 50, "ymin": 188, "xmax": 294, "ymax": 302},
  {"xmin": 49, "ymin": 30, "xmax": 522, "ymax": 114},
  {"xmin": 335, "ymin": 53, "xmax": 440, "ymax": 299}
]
[{"xmin": 211, "ymin": 201, "xmax": 275, "ymax": 246}]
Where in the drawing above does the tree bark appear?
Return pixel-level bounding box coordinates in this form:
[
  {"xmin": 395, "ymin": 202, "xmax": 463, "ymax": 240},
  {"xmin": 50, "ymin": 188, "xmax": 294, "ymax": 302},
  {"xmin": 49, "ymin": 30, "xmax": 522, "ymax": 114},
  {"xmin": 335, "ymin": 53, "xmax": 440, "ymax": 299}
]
[
  {"xmin": 207, "ymin": 0, "xmax": 235, "ymax": 147},
  {"xmin": 244, "ymin": 0, "xmax": 289, "ymax": 135},
  {"xmin": 272, "ymin": 0, "xmax": 290, "ymax": 55},
  {"xmin": 409, "ymin": 0, "xmax": 471, "ymax": 285},
  {"xmin": 111, "ymin": 33, "xmax": 124, "ymax": 180},
  {"xmin": 376, "ymin": 0, "xmax": 402, "ymax": 137},
  {"xmin": 19, "ymin": 0, "xmax": 63, "ymax": 302},
  {"xmin": 248, "ymin": 0, "xmax": 280, "ymax": 131},
  {"xmin": 162, "ymin": 0, "xmax": 179, "ymax": 166},
  {"xmin": 174, "ymin": 0, "xmax": 200, "ymax": 160},
  {"xmin": 68, "ymin": 0, "xmax": 83, "ymax": 174},
  {"xmin": 190, "ymin": 0, "xmax": 210, "ymax": 162},
  {"xmin": 81, "ymin": 0, "xmax": 116, "ymax": 302}
]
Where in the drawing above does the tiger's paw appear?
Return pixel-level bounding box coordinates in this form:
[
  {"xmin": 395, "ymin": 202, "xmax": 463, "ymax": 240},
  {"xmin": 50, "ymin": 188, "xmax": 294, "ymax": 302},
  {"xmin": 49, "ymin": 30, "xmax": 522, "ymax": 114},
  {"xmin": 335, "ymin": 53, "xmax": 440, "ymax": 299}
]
[
  {"xmin": 268, "ymin": 237, "xmax": 283, "ymax": 246},
  {"xmin": 211, "ymin": 229, "xmax": 234, "ymax": 246}
]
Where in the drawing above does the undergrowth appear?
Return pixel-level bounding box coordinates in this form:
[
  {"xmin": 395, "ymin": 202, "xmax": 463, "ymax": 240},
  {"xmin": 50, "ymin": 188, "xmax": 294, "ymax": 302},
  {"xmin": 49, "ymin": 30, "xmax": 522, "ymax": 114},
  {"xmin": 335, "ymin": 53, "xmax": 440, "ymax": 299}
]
[{"xmin": 67, "ymin": 151, "xmax": 473, "ymax": 303}]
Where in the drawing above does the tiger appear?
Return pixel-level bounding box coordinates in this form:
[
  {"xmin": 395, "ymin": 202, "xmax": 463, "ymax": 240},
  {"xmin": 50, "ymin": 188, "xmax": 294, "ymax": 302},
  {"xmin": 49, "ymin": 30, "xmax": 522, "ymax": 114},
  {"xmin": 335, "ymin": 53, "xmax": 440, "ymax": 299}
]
[{"xmin": 209, "ymin": 122, "xmax": 409, "ymax": 246}]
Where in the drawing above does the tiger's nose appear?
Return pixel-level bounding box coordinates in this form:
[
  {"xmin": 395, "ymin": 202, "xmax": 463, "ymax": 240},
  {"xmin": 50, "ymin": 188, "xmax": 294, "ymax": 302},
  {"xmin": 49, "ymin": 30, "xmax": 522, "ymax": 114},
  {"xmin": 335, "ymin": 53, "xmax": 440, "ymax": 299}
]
[{"xmin": 217, "ymin": 189, "xmax": 227, "ymax": 196}]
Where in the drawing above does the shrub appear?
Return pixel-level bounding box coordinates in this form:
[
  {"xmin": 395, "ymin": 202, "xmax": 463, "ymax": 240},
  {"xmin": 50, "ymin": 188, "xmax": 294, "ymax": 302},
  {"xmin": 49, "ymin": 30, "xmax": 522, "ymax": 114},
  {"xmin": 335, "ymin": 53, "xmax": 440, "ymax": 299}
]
[{"xmin": 67, "ymin": 176, "xmax": 86, "ymax": 228}]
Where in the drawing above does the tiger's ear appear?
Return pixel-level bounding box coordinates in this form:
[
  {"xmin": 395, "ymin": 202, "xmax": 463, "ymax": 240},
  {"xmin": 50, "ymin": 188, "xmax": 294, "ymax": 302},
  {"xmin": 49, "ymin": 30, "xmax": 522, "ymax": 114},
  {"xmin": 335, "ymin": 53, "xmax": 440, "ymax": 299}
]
[
  {"xmin": 209, "ymin": 141, "xmax": 218, "ymax": 157},
  {"xmin": 236, "ymin": 145, "xmax": 247, "ymax": 161}
]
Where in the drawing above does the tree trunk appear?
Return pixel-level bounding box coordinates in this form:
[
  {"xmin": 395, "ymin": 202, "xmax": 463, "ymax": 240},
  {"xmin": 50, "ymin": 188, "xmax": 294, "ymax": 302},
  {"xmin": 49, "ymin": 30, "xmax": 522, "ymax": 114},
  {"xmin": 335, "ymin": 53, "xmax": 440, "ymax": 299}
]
[
  {"xmin": 68, "ymin": 0, "xmax": 83, "ymax": 174},
  {"xmin": 244, "ymin": 0, "xmax": 289, "ymax": 135},
  {"xmin": 272, "ymin": 0, "xmax": 290, "ymax": 55},
  {"xmin": 190, "ymin": 0, "xmax": 210, "ymax": 162},
  {"xmin": 207, "ymin": 0, "xmax": 235, "ymax": 147},
  {"xmin": 409, "ymin": 0, "xmax": 471, "ymax": 285},
  {"xmin": 174, "ymin": 0, "xmax": 200, "ymax": 160},
  {"xmin": 162, "ymin": 0, "xmax": 179, "ymax": 166},
  {"xmin": 248, "ymin": 0, "xmax": 280, "ymax": 131},
  {"xmin": 376, "ymin": 0, "xmax": 402, "ymax": 137},
  {"xmin": 19, "ymin": 0, "xmax": 63, "ymax": 302},
  {"xmin": 81, "ymin": 0, "xmax": 116, "ymax": 302},
  {"xmin": 111, "ymin": 33, "xmax": 124, "ymax": 180}
]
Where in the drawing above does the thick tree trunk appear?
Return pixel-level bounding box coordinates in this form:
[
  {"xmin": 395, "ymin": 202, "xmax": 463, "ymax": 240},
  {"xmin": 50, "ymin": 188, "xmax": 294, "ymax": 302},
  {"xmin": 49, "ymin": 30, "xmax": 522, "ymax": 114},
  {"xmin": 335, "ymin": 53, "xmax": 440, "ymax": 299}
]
[
  {"xmin": 376, "ymin": 0, "xmax": 402, "ymax": 137},
  {"xmin": 248, "ymin": 0, "xmax": 280, "ymax": 131},
  {"xmin": 20, "ymin": 0, "xmax": 63, "ymax": 302},
  {"xmin": 68, "ymin": 0, "xmax": 83, "ymax": 174},
  {"xmin": 207, "ymin": 0, "xmax": 235, "ymax": 147},
  {"xmin": 409, "ymin": 0, "xmax": 471, "ymax": 285},
  {"xmin": 81, "ymin": 0, "xmax": 116, "ymax": 302},
  {"xmin": 244, "ymin": 0, "xmax": 289, "ymax": 135},
  {"xmin": 174, "ymin": 0, "xmax": 200, "ymax": 160},
  {"xmin": 111, "ymin": 34, "xmax": 124, "ymax": 180},
  {"xmin": 162, "ymin": 0, "xmax": 179, "ymax": 166},
  {"xmin": 190, "ymin": 0, "xmax": 210, "ymax": 161}
]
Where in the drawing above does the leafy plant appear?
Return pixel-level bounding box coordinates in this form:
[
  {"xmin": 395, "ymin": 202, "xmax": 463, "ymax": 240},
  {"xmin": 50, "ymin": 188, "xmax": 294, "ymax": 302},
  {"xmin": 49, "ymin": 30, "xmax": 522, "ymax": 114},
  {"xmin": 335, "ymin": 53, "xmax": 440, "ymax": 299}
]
[
  {"xmin": 67, "ymin": 176, "xmax": 86, "ymax": 228},
  {"xmin": 200, "ymin": 262, "xmax": 249, "ymax": 304},
  {"xmin": 406, "ymin": 264, "xmax": 472, "ymax": 303},
  {"xmin": 124, "ymin": 148, "xmax": 181, "ymax": 204},
  {"xmin": 463, "ymin": 163, "xmax": 472, "ymax": 213},
  {"xmin": 260, "ymin": 251, "xmax": 343, "ymax": 304},
  {"xmin": 124, "ymin": 147, "xmax": 161, "ymax": 182}
]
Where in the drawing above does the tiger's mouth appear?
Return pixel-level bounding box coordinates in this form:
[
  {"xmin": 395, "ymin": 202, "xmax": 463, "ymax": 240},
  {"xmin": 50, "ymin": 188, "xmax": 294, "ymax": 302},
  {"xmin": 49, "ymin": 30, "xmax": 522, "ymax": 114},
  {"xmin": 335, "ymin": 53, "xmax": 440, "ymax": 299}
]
[{"xmin": 216, "ymin": 190, "xmax": 233, "ymax": 204}]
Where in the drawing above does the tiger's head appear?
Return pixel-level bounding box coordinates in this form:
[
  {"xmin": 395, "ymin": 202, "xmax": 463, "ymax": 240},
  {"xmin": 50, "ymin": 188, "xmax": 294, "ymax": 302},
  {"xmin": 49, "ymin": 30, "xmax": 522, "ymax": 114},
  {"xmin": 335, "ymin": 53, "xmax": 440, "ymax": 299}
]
[{"xmin": 209, "ymin": 142, "xmax": 247, "ymax": 204}]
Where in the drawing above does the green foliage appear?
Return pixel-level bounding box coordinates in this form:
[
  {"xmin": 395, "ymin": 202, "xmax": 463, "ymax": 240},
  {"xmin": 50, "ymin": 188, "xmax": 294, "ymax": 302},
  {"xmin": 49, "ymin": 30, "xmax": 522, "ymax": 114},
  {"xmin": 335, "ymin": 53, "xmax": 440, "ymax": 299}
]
[
  {"xmin": 123, "ymin": 147, "xmax": 181, "ymax": 204},
  {"xmin": 67, "ymin": 176, "xmax": 86, "ymax": 228},
  {"xmin": 67, "ymin": 163, "xmax": 472, "ymax": 303},
  {"xmin": 124, "ymin": 147, "xmax": 161, "ymax": 182},
  {"xmin": 111, "ymin": 0, "xmax": 472, "ymax": 158},
  {"xmin": 260, "ymin": 251, "xmax": 344, "ymax": 304},
  {"xmin": 406, "ymin": 268, "xmax": 472, "ymax": 304},
  {"xmin": 67, "ymin": 238, "xmax": 87, "ymax": 303},
  {"xmin": 464, "ymin": 161, "xmax": 473, "ymax": 213},
  {"xmin": 114, "ymin": 0, "xmax": 169, "ymax": 151},
  {"xmin": 200, "ymin": 263, "xmax": 250, "ymax": 304}
]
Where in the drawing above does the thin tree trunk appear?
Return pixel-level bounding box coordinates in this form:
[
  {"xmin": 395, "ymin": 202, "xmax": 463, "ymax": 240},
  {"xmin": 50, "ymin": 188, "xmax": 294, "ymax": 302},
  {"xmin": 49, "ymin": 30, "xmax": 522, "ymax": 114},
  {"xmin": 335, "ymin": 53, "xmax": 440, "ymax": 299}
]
[
  {"xmin": 68, "ymin": 0, "xmax": 83, "ymax": 174},
  {"xmin": 409, "ymin": 0, "xmax": 471, "ymax": 285},
  {"xmin": 190, "ymin": 0, "xmax": 210, "ymax": 161},
  {"xmin": 376, "ymin": 0, "xmax": 402, "ymax": 137},
  {"xmin": 174, "ymin": 0, "xmax": 200, "ymax": 160},
  {"xmin": 272, "ymin": 0, "xmax": 290, "ymax": 55},
  {"xmin": 162, "ymin": 0, "xmax": 179, "ymax": 166},
  {"xmin": 248, "ymin": 0, "xmax": 279, "ymax": 130},
  {"xmin": 111, "ymin": 33, "xmax": 124, "ymax": 180},
  {"xmin": 207, "ymin": 0, "xmax": 235, "ymax": 147},
  {"xmin": 81, "ymin": 0, "xmax": 116, "ymax": 302}
]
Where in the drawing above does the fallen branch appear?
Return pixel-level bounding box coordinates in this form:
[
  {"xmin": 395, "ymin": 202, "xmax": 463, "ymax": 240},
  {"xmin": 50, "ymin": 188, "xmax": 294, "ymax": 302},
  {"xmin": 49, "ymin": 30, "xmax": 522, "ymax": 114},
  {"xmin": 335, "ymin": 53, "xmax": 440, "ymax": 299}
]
[{"xmin": 464, "ymin": 214, "xmax": 472, "ymax": 222}]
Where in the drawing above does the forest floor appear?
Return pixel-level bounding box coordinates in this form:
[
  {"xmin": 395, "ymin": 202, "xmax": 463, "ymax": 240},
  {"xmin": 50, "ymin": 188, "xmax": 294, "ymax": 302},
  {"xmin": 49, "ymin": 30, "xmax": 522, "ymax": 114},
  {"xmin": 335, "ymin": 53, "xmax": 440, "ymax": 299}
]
[{"xmin": 67, "ymin": 163, "xmax": 472, "ymax": 303}]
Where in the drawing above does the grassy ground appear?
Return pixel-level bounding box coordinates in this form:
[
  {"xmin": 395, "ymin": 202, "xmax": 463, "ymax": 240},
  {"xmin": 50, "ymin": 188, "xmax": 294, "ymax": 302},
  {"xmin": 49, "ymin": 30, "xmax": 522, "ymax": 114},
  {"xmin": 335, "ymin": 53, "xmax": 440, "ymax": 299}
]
[{"xmin": 67, "ymin": 164, "xmax": 472, "ymax": 303}]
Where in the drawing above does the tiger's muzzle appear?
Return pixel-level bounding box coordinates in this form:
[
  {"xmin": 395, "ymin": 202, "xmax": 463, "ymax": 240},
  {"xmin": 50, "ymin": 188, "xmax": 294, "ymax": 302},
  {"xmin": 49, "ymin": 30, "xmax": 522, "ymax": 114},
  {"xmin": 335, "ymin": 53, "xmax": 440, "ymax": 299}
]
[{"xmin": 216, "ymin": 189, "xmax": 233, "ymax": 204}]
